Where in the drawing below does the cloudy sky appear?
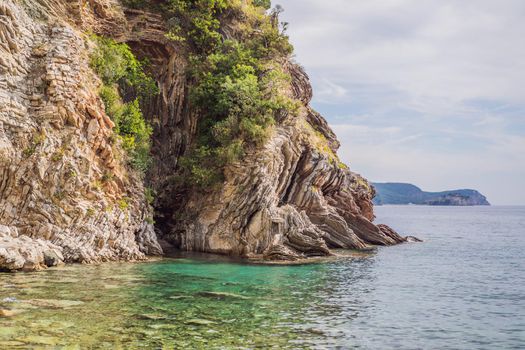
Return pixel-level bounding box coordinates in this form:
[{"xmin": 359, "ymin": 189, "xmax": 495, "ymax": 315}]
[{"xmin": 277, "ymin": 0, "xmax": 525, "ymax": 205}]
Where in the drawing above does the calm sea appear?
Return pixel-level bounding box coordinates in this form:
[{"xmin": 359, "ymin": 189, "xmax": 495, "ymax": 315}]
[
  {"xmin": 0, "ymin": 205, "xmax": 523, "ymax": 348},
  {"xmin": 358, "ymin": 205, "xmax": 525, "ymax": 349}
]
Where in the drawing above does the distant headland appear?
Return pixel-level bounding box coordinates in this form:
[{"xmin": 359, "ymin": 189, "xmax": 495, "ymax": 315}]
[{"xmin": 372, "ymin": 182, "xmax": 490, "ymax": 206}]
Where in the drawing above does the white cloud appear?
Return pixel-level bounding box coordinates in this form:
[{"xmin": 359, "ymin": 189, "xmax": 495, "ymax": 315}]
[
  {"xmin": 314, "ymin": 79, "xmax": 348, "ymax": 103},
  {"xmin": 278, "ymin": 0, "xmax": 525, "ymax": 204},
  {"xmin": 281, "ymin": 0, "xmax": 525, "ymax": 103}
]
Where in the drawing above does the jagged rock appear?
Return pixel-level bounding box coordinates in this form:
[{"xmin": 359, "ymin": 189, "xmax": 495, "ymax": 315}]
[
  {"xmin": 135, "ymin": 221, "xmax": 163, "ymax": 256},
  {"xmin": 0, "ymin": 0, "xmax": 161, "ymax": 271},
  {"xmin": 155, "ymin": 104, "xmax": 406, "ymax": 258},
  {"xmin": 0, "ymin": 225, "xmax": 64, "ymax": 271},
  {"xmin": 121, "ymin": 2, "xmax": 408, "ymax": 259},
  {"xmin": 141, "ymin": 26, "xmax": 408, "ymax": 257},
  {"xmin": 0, "ymin": 0, "xmax": 408, "ymax": 271},
  {"xmin": 406, "ymin": 236, "xmax": 423, "ymax": 243}
]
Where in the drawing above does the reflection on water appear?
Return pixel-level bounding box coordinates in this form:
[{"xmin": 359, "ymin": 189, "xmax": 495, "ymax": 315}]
[
  {"xmin": 2, "ymin": 206, "xmax": 524, "ymax": 349},
  {"xmin": 0, "ymin": 253, "xmax": 376, "ymax": 349}
]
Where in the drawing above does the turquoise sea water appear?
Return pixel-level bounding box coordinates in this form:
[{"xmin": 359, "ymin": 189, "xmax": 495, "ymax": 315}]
[{"xmin": 0, "ymin": 205, "xmax": 524, "ymax": 349}]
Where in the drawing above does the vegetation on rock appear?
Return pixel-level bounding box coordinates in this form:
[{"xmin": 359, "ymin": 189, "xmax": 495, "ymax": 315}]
[
  {"xmin": 118, "ymin": 0, "xmax": 305, "ymax": 188},
  {"xmin": 158, "ymin": 0, "xmax": 297, "ymax": 187},
  {"xmin": 90, "ymin": 35, "xmax": 158, "ymax": 173}
]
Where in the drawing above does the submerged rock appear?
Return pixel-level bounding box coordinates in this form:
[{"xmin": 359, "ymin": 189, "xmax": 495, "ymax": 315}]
[
  {"xmin": 17, "ymin": 335, "xmax": 60, "ymax": 346},
  {"xmin": 186, "ymin": 319, "xmax": 217, "ymax": 326},
  {"xmin": 0, "ymin": 309, "xmax": 11, "ymax": 317},
  {"xmin": 148, "ymin": 324, "xmax": 178, "ymax": 330},
  {"xmin": 0, "ymin": 327, "xmax": 20, "ymax": 337},
  {"xmin": 196, "ymin": 291, "xmax": 250, "ymax": 300},
  {"xmin": 0, "ymin": 309, "xmax": 19, "ymax": 317},
  {"xmin": 305, "ymin": 328, "xmax": 326, "ymax": 336},
  {"xmin": 25, "ymin": 299, "xmax": 84, "ymax": 309},
  {"xmin": 0, "ymin": 341, "xmax": 26, "ymax": 347},
  {"xmin": 137, "ymin": 314, "xmax": 167, "ymax": 321}
]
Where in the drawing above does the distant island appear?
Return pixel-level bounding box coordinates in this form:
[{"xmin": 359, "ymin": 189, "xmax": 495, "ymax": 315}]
[{"xmin": 372, "ymin": 183, "xmax": 490, "ymax": 206}]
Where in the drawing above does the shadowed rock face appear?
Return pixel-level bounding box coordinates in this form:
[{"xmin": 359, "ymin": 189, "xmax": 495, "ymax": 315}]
[{"xmin": 0, "ymin": 0, "xmax": 407, "ymax": 270}]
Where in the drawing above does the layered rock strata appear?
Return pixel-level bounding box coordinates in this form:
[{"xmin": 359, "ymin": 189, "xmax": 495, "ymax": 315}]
[
  {"xmin": 0, "ymin": 0, "xmax": 409, "ymax": 270},
  {"xmin": 0, "ymin": 0, "xmax": 161, "ymax": 271},
  {"xmin": 155, "ymin": 63, "xmax": 407, "ymax": 261}
]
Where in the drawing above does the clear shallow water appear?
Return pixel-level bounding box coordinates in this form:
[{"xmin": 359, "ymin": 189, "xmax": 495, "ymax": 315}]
[{"xmin": 1, "ymin": 206, "xmax": 524, "ymax": 349}]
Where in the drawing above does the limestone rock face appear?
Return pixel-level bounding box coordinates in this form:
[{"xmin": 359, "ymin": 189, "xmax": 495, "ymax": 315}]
[
  {"xmin": 0, "ymin": 0, "xmax": 407, "ymax": 270},
  {"xmin": 156, "ymin": 64, "xmax": 407, "ymax": 260},
  {"xmin": 105, "ymin": 9, "xmax": 408, "ymax": 260},
  {"xmin": 0, "ymin": 0, "xmax": 161, "ymax": 271}
]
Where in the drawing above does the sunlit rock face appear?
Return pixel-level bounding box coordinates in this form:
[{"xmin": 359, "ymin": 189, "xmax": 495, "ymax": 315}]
[
  {"xmin": 0, "ymin": 0, "xmax": 161, "ymax": 271},
  {"xmin": 0, "ymin": 0, "xmax": 405, "ymax": 270}
]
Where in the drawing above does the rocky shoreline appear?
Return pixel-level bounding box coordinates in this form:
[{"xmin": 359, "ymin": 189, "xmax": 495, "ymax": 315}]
[{"xmin": 1, "ymin": 0, "xmax": 411, "ymax": 272}]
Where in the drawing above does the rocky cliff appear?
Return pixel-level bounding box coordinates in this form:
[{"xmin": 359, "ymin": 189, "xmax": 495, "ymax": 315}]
[
  {"xmin": 0, "ymin": 0, "xmax": 162, "ymax": 271},
  {"xmin": 0, "ymin": 0, "xmax": 408, "ymax": 271}
]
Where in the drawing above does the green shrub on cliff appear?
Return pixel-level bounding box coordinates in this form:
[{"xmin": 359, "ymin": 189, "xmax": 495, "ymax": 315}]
[
  {"xmin": 90, "ymin": 35, "xmax": 158, "ymax": 99},
  {"xmin": 117, "ymin": 99, "xmax": 153, "ymax": 172},
  {"xmin": 104, "ymin": 1, "xmax": 294, "ymax": 186},
  {"xmin": 162, "ymin": 0, "xmax": 295, "ymax": 188},
  {"xmin": 253, "ymin": 0, "xmax": 271, "ymax": 9},
  {"xmin": 90, "ymin": 35, "xmax": 157, "ymax": 173},
  {"xmin": 163, "ymin": 0, "xmax": 227, "ymax": 53},
  {"xmin": 191, "ymin": 46, "xmax": 276, "ymax": 147}
]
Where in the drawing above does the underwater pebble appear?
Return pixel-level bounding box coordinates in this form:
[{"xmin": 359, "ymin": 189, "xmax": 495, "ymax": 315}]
[
  {"xmin": 196, "ymin": 291, "xmax": 250, "ymax": 300},
  {"xmin": 2, "ymin": 297, "xmax": 17, "ymax": 303},
  {"xmin": 0, "ymin": 309, "xmax": 18, "ymax": 317},
  {"xmin": 186, "ymin": 319, "xmax": 216, "ymax": 326},
  {"xmin": 0, "ymin": 341, "xmax": 26, "ymax": 347},
  {"xmin": 17, "ymin": 335, "xmax": 60, "ymax": 345},
  {"xmin": 24, "ymin": 299, "xmax": 84, "ymax": 308}
]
